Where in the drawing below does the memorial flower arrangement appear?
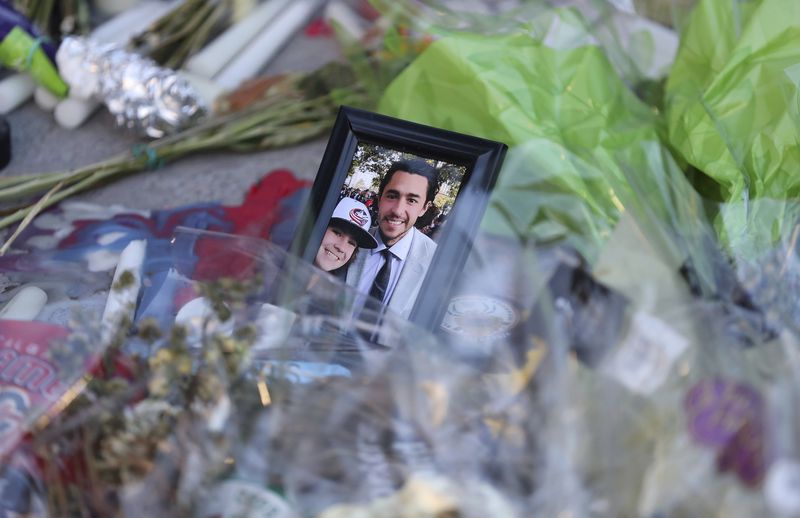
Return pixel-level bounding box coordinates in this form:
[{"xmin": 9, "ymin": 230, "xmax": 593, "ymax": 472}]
[
  {"xmin": 2, "ymin": 0, "xmax": 800, "ymax": 516},
  {"xmin": 6, "ymin": 231, "xmax": 552, "ymax": 516},
  {"xmin": 31, "ymin": 276, "xmax": 258, "ymax": 516}
]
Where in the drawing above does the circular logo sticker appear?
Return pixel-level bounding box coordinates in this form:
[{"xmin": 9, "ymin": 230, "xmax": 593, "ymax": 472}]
[
  {"xmin": 349, "ymin": 207, "xmax": 368, "ymax": 227},
  {"xmin": 441, "ymin": 295, "xmax": 519, "ymax": 340}
]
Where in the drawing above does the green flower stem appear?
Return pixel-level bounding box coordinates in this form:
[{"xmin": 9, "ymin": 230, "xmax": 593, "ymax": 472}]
[
  {"xmin": 0, "ymin": 173, "xmax": 58, "ymax": 188},
  {"xmin": 16, "ymin": 0, "xmax": 91, "ymax": 38},
  {"xmin": 132, "ymin": 0, "xmax": 234, "ymax": 68},
  {"xmin": 36, "ymin": 0, "xmax": 54, "ymax": 31},
  {"xmin": 0, "ymin": 179, "xmax": 63, "ymax": 255},
  {"xmin": 0, "ymin": 94, "xmax": 341, "ymax": 231},
  {"xmin": 151, "ymin": 1, "xmax": 216, "ymax": 65},
  {"xmin": 0, "ymin": 154, "xmax": 131, "ymax": 203},
  {"xmin": 0, "ymin": 169, "xmax": 94, "ymax": 202},
  {"xmin": 166, "ymin": 2, "xmax": 230, "ymax": 69},
  {"xmin": 0, "ymin": 160, "xmax": 141, "ymax": 229}
]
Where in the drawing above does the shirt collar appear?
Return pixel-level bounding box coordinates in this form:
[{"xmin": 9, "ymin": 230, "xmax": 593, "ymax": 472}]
[{"xmin": 372, "ymin": 228, "xmax": 414, "ymax": 261}]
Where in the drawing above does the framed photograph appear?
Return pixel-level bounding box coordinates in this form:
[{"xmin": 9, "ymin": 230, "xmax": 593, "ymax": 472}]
[{"xmin": 291, "ymin": 106, "xmax": 507, "ymax": 333}]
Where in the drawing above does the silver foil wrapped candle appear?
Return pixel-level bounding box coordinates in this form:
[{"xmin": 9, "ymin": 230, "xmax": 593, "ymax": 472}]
[{"xmin": 56, "ymin": 36, "xmax": 207, "ymax": 138}]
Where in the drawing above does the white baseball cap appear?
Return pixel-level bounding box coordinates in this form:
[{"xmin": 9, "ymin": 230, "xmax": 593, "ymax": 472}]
[{"xmin": 330, "ymin": 197, "xmax": 378, "ymax": 249}]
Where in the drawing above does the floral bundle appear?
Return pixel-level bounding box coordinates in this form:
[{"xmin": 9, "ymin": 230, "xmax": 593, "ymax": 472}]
[{"xmin": 2, "ymin": 0, "xmax": 800, "ymax": 516}]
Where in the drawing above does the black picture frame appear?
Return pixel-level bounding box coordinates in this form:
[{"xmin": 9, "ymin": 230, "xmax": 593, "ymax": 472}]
[{"xmin": 291, "ymin": 106, "xmax": 507, "ymax": 332}]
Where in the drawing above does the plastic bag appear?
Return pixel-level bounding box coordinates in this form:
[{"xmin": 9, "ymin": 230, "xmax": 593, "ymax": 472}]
[
  {"xmin": 10, "ymin": 1, "xmax": 800, "ymax": 514},
  {"xmin": 21, "ymin": 228, "xmax": 459, "ymax": 515},
  {"xmin": 557, "ymin": 220, "xmax": 794, "ymax": 516},
  {"xmin": 665, "ymin": 0, "xmax": 800, "ymax": 254},
  {"xmin": 0, "ymin": 252, "xmax": 121, "ymax": 515},
  {"xmin": 376, "ymin": 26, "xmax": 719, "ymax": 310}
]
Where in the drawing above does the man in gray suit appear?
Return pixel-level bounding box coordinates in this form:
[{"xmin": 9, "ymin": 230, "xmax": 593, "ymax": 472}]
[{"xmin": 346, "ymin": 159, "xmax": 439, "ymax": 318}]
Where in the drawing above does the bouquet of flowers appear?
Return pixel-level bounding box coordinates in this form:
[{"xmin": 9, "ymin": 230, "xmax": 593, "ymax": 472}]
[{"xmin": 2, "ymin": 0, "xmax": 800, "ymax": 515}]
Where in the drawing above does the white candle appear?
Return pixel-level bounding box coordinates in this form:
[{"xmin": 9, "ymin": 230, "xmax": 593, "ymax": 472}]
[
  {"xmin": 214, "ymin": 0, "xmax": 324, "ymax": 90},
  {"xmin": 185, "ymin": 0, "xmax": 293, "ymax": 80},
  {"xmin": 54, "ymin": 98, "xmax": 102, "ymax": 129},
  {"xmin": 0, "ymin": 74, "xmax": 35, "ymax": 114},
  {"xmin": 92, "ymin": 0, "xmax": 184, "ymax": 44},
  {"xmin": 324, "ymin": 0, "xmax": 366, "ymax": 41},
  {"xmin": 101, "ymin": 239, "xmax": 146, "ymax": 343},
  {"xmin": 94, "ymin": 0, "xmax": 141, "ymax": 17},
  {"xmin": 178, "ymin": 71, "xmax": 225, "ymax": 111},
  {"xmin": 0, "ymin": 285, "xmax": 48, "ymax": 321},
  {"xmin": 34, "ymin": 86, "xmax": 60, "ymax": 111}
]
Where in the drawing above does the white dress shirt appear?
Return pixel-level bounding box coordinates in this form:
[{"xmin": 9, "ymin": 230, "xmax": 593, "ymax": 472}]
[{"xmin": 356, "ymin": 229, "xmax": 414, "ymax": 304}]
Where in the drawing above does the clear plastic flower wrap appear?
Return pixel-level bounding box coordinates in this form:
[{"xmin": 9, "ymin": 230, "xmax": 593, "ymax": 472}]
[
  {"xmin": 662, "ymin": 0, "xmax": 800, "ymax": 319},
  {"xmin": 14, "ymin": 219, "xmax": 794, "ymax": 516},
  {"xmin": 0, "ymin": 227, "xmax": 569, "ymax": 516},
  {"xmin": 179, "ymin": 228, "xmax": 630, "ymax": 517},
  {"xmin": 0, "ymin": 251, "xmax": 124, "ymax": 516},
  {"xmin": 371, "ymin": 0, "xmax": 688, "ymax": 84},
  {"xmin": 7, "ymin": 179, "xmax": 797, "ymax": 516},
  {"xmin": 373, "ymin": 0, "xmax": 700, "ymax": 270},
  {"xmin": 531, "ymin": 216, "xmax": 800, "ymax": 516},
  {"xmin": 9, "ymin": 212, "xmax": 684, "ymax": 517},
  {"xmin": 763, "ymin": 337, "xmax": 800, "ymax": 516},
  {"xmin": 365, "ymin": 1, "xmax": 800, "ymax": 514},
  {"xmin": 4, "ymin": 0, "xmax": 800, "ymax": 515}
]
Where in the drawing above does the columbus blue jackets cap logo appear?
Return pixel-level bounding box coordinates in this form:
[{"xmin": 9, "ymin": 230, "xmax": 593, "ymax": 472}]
[{"xmin": 349, "ymin": 208, "xmax": 369, "ymax": 227}]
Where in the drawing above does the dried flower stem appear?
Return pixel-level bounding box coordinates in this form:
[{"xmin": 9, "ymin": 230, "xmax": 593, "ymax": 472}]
[
  {"xmin": 0, "ymin": 179, "xmax": 62, "ymax": 255},
  {"xmin": 130, "ymin": 0, "xmax": 235, "ymax": 68}
]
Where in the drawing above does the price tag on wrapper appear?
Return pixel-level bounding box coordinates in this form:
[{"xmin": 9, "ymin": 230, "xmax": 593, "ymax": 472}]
[
  {"xmin": 0, "ymin": 320, "xmax": 82, "ymax": 459},
  {"xmin": 601, "ymin": 312, "xmax": 689, "ymax": 395}
]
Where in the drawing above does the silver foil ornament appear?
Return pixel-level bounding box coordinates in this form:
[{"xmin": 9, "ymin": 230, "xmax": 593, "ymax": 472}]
[{"xmin": 56, "ymin": 37, "xmax": 207, "ymax": 138}]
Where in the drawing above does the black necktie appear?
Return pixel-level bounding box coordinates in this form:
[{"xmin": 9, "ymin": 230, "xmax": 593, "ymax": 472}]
[{"xmin": 369, "ymin": 249, "xmax": 392, "ymax": 303}]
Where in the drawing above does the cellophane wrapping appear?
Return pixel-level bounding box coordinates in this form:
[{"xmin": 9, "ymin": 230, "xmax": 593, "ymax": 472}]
[{"xmin": 2, "ymin": 0, "xmax": 800, "ymax": 515}]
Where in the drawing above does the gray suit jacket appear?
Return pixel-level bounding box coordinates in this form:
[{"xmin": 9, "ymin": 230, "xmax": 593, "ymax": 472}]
[{"xmin": 346, "ymin": 227, "xmax": 437, "ymax": 318}]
